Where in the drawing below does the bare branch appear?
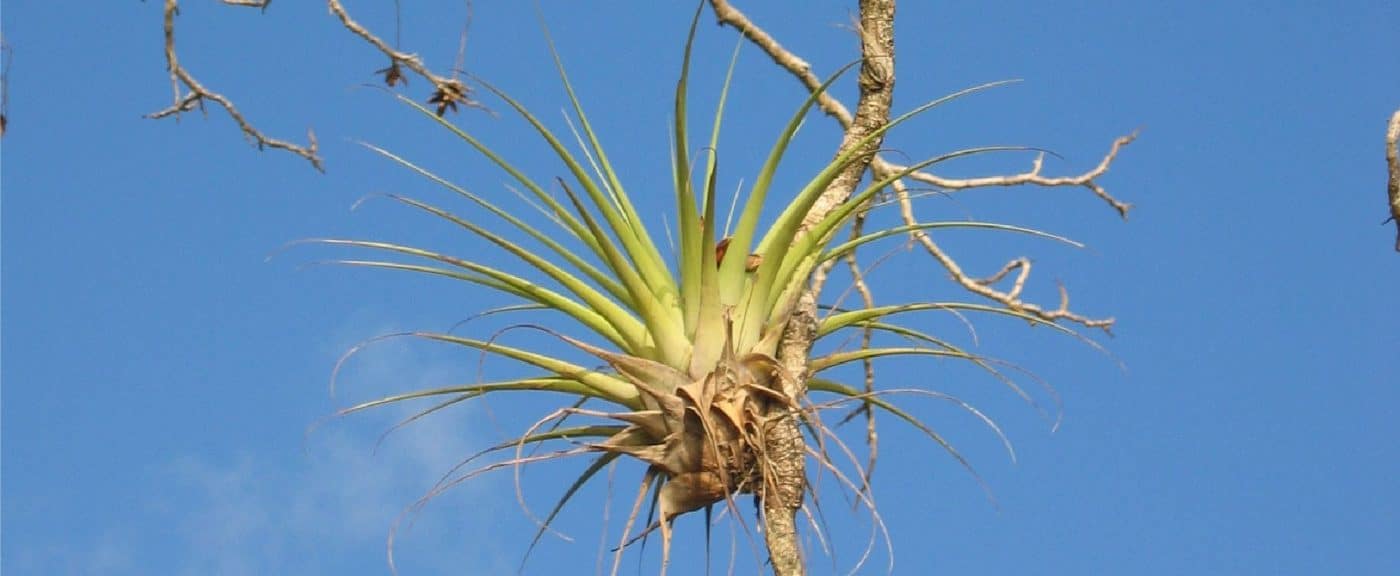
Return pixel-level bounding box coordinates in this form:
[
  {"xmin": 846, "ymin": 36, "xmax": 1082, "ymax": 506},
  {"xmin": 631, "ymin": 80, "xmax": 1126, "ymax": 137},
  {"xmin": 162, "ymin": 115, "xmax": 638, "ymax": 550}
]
[
  {"xmin": 1386, "ymin": 108, "xmax": 1399, "ymax": 251},
  {"xmin": 148, "ymin": 0, "xmax": 323, "ymax": 171},
  {"xmin": 842, "ymin": 214, "xmax": 879, "ymax": 489},
  {"xmin": 709, "ymin": 0, "xmax": 854, "ymax": 131},
  {"xmin": 894, "ymin": 134, "xmax": 1137, "ymax": 218},
  {"xmin": 712, "ymin": 0, "xmax": 897, "ymax": 238},
  {"xmin": 890, "ymin": 166, "xmax": 1116, "ymax": 330},
  {"xmin": 150, "ymin": 0, "xmax": 485, "ymax": 171},
  {"xmin": 710, "ymin": 0, "xmax": 1131, "ymax": 331},
  {"xmin": 326, "ymin": 0, "xmax": 481, "ymax": 117}
]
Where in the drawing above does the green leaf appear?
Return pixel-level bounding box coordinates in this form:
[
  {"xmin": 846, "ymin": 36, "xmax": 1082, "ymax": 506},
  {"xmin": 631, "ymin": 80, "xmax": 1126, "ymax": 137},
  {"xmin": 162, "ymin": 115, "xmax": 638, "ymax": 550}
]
[
  {"xmin": 823, "ymin": 318, "xmax": 1049, "ymax": 419},
  {"xmin": 390, "ymin": 93, "xmax": 607, "ymax": 261},
  {"xmin": 808, "ymin": 378, "xmax": 1012, "ymax": 466},
  {"xmin": 369, "ymin": 194, "xmax": 652, "ymax": 354},
  {"xmin": 719, "ymin": 62, "xmax": 861, "ymax": 308},
  {"xmin": 335, "ymin": 378, "xmax": 597, "ymax": 417},
  {"xmin": 688, "ymin": 41, "xmax": 744, "ymax": 379},
  {"xmin": 747, "ymin": 83, "xmax": 1020, "ymax": 347},
  {"xmin": 820, "ymin": 221, "xmax": 1083, "ymax": 264},
  {"xmin": 768, "ymin": 145, "xmax": 1036, "ymax": 309},
  {"xmin": 357, "ymin": 142, "xmax": 632, "ymax": 306},
  {"xmin": 534, "ymin": 26, "xmax": 674, "ymax": 301},
  {"xmin": 810, "ymin": 346, "xmax": 978, "ymax": 373},
  {"xmin": 688, "ymin": 152, "xmax": 726, "ymax": 379},
  {"xmin": 303, "ymin": 240, "xmax": 633, "ymax": 351},
  {"xmin": 673, "ymin": 3, "xmax": 716, "ymax": 342},
  {"xmin": 556, "ymin": 180, "xmax": 691, "ymax": 367},
  {"xmin": 407, "ymin": 331, "xmax": 643, "ymax": 407},
  {"xmin": 758, "ymin": 81, "xmax": 1021, "ymax": 262},
  {"xmin": 820, "ymin": 301, "xmax": 1094, "ymax": 344}
]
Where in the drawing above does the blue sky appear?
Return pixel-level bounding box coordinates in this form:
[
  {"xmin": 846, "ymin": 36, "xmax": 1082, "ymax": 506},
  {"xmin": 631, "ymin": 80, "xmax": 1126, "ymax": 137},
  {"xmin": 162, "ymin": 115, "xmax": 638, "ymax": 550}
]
[{"xmin": 4, "ymin": 1, "xmax": 1398, "ymax": 575}]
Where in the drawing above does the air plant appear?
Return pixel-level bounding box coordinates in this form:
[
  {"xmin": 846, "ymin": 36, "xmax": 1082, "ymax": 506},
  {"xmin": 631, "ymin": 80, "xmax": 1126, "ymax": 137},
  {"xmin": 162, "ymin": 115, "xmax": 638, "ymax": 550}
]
[{"xmin": 315, "ymin": 6, "xmax": 1091, "ymax": 574}]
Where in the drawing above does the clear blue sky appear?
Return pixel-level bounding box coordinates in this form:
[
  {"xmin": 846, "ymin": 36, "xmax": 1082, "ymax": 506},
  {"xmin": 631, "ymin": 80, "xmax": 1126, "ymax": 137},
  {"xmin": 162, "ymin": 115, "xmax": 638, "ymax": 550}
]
[{"xmin": 4, "ymin": 1, "xmax": 1398, "ymax": 574}]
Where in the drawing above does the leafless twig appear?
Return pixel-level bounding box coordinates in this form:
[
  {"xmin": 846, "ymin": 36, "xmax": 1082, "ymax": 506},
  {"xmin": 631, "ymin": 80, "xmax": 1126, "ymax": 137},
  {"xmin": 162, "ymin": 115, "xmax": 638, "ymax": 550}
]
[
  {"xmin": 709, "ymin": 0, "xmax": 1131, "ymax": 331},
  {"xmin": 148, "ymin": 0, "xmax": 323, "ymax": 171},
  {"xmin": 327, "ymin": 0, "xmax": 481, "ymax": 117},
  {"xmin": 149, "ymin": 0, "xmax": 484, "ymax": 171},
  {"xmin": 221, "ymin": 0, "xmax": 270, "ymax": 8},
  {"xmin": 892, "ymin": 133, "xmax": 1137, "ymax": 218},
  {"xmin": 842, "ymin": 213, "xmax": 879, "ymax": 490}
]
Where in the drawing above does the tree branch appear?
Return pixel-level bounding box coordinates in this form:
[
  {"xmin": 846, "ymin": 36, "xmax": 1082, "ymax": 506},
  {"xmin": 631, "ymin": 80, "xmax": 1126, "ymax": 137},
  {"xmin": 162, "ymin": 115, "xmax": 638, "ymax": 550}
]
[
  {"xmin": 716, "ymin": 1, "xmax": 897, "ymax": 574},
  {"xmin": 149, "ymin": 0, "xmax": 485, "ymax": 172},
  {"xmin": 711, "ymin": 0, "xmax": 896, "ymax": 234},
  {"xmin": 326, "ymin": 0, "xmax": 481, "ymax": 117},
  {"xmin": 1386, "ymin": 108, "xmax": 1399, "ymax": 251},
  {"xmin": 148, "ymin": 0, "xmax": 323, "ymax": 171},
  {"xmin": 711, "ymin": 0, "xmax": 1132, "ymax": 332},
  {"xmin": 765, "ymin": 291, "xmax": 819, "ymax": 576},
  {"xmin": 709, "ymin": 0, "xmax": 853, "ymax": 131},
  {"xmin": 892, "ymin": 133, "xmax": 1136, "ymax": 218}
]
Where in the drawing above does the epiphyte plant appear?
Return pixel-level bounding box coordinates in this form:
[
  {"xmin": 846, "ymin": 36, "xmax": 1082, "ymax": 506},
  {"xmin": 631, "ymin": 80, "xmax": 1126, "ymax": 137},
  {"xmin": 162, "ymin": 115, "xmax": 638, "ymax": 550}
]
[{"xmin": 313, "ymin": 5, "xmax": 1108, "ymax": 574}]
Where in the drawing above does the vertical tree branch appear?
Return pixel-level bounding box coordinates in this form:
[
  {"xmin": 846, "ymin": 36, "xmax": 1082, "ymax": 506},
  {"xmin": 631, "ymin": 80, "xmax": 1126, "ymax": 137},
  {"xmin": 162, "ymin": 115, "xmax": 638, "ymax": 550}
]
[
  {"xmin": 765, "ymin": 291, "xmax": 818, "ymax": 576},
  {"xmin": 721, "ymin": 1, "xmax": 896, "ymax": 574},
  {"xmin": 713, "ymin": 0, "xmax": 1131, "ymax": 333},
  {"xmin": 1386, "ymin": 108, "xmax": 1400, "ymax": 251},
  {"xmin": 800, "ymin": 0, "xmax": 897, "ymax": 233}
]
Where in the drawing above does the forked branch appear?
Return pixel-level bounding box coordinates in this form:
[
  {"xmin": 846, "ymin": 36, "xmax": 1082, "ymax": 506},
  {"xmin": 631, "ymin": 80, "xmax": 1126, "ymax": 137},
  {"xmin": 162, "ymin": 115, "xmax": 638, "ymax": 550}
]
[
  {"xmin": 148, "ymin": 0, "xmax": 322, "ymax": 170},
  {"xmin": 710, "ymin": 0, "xmax": 1132, "ymax": 331},
  {"xmin": 326, "ymin": 0, "xmax": 482, "ymax": 117},
  {"xmin": 149, "ymin": 0, "xmax": 484, "ymax": 172},
  {"xmin": 890, "ymin": 133, "xmax": 1136, "ymax": 218}
]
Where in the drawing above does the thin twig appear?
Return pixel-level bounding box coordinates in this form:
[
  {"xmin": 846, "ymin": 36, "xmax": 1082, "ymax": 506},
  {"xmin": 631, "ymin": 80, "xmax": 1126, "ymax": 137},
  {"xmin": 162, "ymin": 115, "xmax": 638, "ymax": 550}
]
[
  {"xmin": 841, "ymin": 213, "xmax": 880, "ymax": 489},
  {"xmin": 151, "ymin": 0, "xmax": 485, "ymax": 171},
  {"xmin": 327, "ymin": 0, "xmax": 482, "ymax": 116},
  {"xmin": 892, "ymin": 134, "xmax": 1137, "ymax": 218},
  {"xmin": 148, "ymin": 0, "xmax": 323, "ymax": 171},
  {"xmin": 710, "ymin": 0, "xmax": 1132, "ymax": 331},
  {"xmin": 891, "ymin": 165, "xmax": 1116, "ymax": 330}
]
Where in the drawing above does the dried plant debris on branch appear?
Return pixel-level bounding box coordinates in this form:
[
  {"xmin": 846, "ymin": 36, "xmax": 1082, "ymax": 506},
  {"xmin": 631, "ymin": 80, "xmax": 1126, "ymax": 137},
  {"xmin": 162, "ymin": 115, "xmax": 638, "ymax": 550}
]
[
  {"xmin": 146, "ymin": 0, "xmax": 482, "ymax": 172},
  {"xmin": 298, "ymin": 5, "xmax": 1134, "ymax": 576}
]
